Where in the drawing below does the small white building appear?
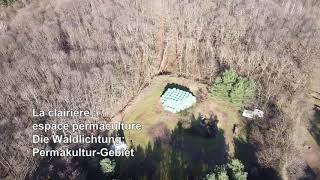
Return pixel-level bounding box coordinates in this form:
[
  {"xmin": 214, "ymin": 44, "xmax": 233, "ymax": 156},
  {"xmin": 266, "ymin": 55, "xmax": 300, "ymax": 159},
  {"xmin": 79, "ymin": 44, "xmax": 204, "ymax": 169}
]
[
  {"xmin": 242, "ymin": 110, "xmax": 254, "ymax": 119},
  {"xmin": 242, "ymin": 109, "xmax": 264, "ymax": 119},
  {"xmin": 253, "ymin": 109, "xmax": 264, "ymax": 118}
]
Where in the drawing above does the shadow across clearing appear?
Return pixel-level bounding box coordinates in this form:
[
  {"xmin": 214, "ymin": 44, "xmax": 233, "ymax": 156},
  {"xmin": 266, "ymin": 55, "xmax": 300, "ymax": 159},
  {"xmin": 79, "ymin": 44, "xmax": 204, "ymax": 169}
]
[
  {"xmin": 29, "ymin": 116, "xmax": 227, "ymax": 180},
  {"xmin": 113, "ymin": 115, "xmax": 228, "ymax": 180}
]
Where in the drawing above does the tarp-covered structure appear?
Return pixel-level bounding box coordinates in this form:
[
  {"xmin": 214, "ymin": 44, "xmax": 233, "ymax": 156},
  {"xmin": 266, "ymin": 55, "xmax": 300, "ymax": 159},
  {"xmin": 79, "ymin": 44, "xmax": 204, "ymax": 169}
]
[{"xmin": 161, "ymin": 87, "xmax": 196, "ymax": 113}]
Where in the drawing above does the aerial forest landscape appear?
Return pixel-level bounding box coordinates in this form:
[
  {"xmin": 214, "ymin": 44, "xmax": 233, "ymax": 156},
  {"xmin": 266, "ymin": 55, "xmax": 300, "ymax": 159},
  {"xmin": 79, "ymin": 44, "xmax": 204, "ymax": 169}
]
[{"xmin": 0, "ymin": 0, "xmax": 320, "ymax": 180}]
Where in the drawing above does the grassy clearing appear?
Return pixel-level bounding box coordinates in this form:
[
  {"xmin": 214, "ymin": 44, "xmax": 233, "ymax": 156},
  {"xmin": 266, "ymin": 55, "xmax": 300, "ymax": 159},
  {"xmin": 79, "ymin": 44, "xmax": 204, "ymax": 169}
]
[
  {"xmin": 209, "ymin": 96, "xmax": 240, "ymax": 125},
  {"xmin": 207, "ymin": 96, "xmax": 242, "ymax": 155},
  {"xmin": 123, "ymin": 77, "xmax": 242, "ymax": 158},
  {"xmin": 124, "ymin": 82, "xmax": 178, "ymax": 146}
]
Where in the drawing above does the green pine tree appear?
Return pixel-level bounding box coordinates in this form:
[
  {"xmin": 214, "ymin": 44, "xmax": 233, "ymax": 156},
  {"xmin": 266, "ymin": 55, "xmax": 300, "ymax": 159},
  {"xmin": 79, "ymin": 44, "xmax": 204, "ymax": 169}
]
[
  {"xmin": 210, "ymin": 69, "xmax": 256, "ymax": 106},
  {"xmin": 215, "ymin": 166, "xmax": 229, "ymax": 180},
  {"xmin": 205, "ymin": 166, "xmax": 229, "ymax": 180},
  {"xmin": 210, "ymin": 69, "xmax": 238, "ymax": 100},
  {"xmin": 205, "ymin": 159, "xmax": 247, "ymax": 180},
  {"xmin": 230, "ymin": 78, "xmax": 255, "ymax": 106},
  {"xmin": 206, "ymin": 172, "xmax": 216, "ymax": 180},
  {"xmin": 100, "ymin": 158, "xmax": 116, "ymax": 174},
  {"xmin": 222, "ymin": 69, "xmax": 238, "ymax": 90},
  {"xmin": 227, "ymin": 159, "xmax": 247, "ymax": 180}
]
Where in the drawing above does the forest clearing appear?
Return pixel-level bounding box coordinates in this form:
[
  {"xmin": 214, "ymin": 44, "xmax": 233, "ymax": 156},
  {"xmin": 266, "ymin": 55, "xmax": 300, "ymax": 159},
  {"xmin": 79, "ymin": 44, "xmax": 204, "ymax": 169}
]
[{"xmin": 123, "ymin": 76, "xmax": 242, "ymax": 154}]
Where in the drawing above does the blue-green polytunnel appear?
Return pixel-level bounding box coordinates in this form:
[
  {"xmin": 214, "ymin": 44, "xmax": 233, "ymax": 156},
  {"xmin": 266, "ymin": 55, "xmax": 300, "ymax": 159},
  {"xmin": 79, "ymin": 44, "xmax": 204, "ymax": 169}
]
[{"xmin": 161, "ymin": 87, "xmax": 196, "ymax": 113}]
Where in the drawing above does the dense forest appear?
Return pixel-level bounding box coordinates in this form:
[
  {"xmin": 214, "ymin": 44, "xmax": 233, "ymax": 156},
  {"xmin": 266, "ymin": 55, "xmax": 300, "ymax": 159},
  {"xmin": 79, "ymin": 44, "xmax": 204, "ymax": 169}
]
[{"xmin": 0, "ymin": 0, "xmax": 319, "ymax": 179}]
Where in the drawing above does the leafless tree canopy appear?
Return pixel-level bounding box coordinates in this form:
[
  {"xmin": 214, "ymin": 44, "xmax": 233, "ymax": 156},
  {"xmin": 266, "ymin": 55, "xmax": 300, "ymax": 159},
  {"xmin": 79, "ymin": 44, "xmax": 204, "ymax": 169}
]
[{"xmin": 0, "ymin": 0, "xmax": 319, "ymax": 179}]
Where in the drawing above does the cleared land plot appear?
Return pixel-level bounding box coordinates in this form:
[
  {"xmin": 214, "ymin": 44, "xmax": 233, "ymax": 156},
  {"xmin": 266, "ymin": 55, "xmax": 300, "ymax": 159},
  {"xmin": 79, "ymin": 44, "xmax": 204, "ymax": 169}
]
[{"xmin": 123, "ymin": 76, "xmax": 241, "ymax": 156}]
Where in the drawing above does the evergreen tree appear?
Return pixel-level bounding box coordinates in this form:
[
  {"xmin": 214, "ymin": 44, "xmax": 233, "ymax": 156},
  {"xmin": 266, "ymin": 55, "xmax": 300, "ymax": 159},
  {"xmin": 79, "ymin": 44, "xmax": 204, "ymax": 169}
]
[
  {"xmin": 210, "ymin": 69, "xmax": 238, "ymax": 100},
  {"xmin": 222, "ymin": 69, "xmax": 238, "ymax": 90},
  {"xmin": 227, "ymin": 159, "xmax": 247, "ymax": 180},
  {"xmin": 100, "ymin": 158, "xmax": 116, "ymax": 174},
  {"xmin": 210, "ymin": 77, "xmax": 229, "ymax": 99},
  {"xmin": 205, "ymin": 166, "xmax": 229, "ymax": 180},
  {"xmin": 230, "ymin": 78, "xmax": 255, "ymax": 106},
  {"xmin": 210, "ymin": 69, "xmax": 255, "ymax": 106},
  {"xmin": 206, "ymin": 172, "xmax": 216, "ymax": 180},
  {"xmin": 205, "ymin": 159, "xmax": 247, "ymax": 180},
  {"xmin": 215, "ymin": 166, "xmax": 229, "ymax": 180}
]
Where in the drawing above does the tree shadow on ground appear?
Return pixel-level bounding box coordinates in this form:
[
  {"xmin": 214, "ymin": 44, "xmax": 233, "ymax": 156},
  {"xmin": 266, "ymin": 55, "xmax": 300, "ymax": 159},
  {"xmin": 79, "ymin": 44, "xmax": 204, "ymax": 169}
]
[
  {"xmin": 29, "ymin": 143, "xmax": 109, "ymax": 180},
  {"xmin": 30, "ymin": 115, "xmax": 227, "ymax": 180},
  {"xmin": 29, "ymin": 130, "xmax": 112, "ymax": 180},
  {"xmin": 113, "ymin": 115, "xmax": 228, "ymax": 180},
  {"xmin": 234, "ymin": 137, "xmax": 281, "ymax": 180},
  {"xmin": 161, "ymin": 83, "xmax": 195, "ymax": 96},
  {"xmin": 234, "ymin": 119, "xmax": 283, "ymax": 180},
  {"xmin": 310, "ymin": 108, "xmax": 320, "ymax": 145}
]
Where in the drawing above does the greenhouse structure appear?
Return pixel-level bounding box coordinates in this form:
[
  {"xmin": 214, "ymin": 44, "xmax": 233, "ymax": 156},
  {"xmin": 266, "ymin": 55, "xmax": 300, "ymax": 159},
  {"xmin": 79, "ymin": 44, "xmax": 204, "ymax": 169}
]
[{"xmin": 160, "ymin": 87, "xmax": 196, "ymax": 113}]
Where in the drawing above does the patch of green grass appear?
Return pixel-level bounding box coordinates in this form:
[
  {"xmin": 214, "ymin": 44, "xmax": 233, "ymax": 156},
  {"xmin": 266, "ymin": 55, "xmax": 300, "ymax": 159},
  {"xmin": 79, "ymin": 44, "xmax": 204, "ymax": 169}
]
[
  {"xmin": 209, "ymin": 96, "xmax": 240, "ymax": 125},
  {"xmin": 209, "ymin": 96, "xmax": 243, "ymax": 140},
  {"xmin": 124, "ymin": 83, "xmax": 177, "ymax": 146},
  {"xmin": 208, "ymin": 96, "xmax": 245, "ymax": 155}
]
